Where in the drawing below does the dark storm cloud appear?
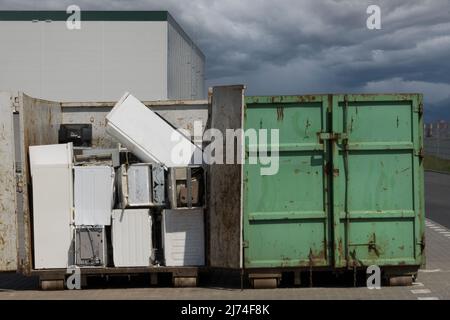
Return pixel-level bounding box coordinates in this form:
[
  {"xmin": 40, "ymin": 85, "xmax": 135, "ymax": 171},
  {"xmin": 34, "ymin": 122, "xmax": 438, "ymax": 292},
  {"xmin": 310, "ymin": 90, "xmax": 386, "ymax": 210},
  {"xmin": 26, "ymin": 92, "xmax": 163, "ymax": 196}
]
[{"xmin": 0, "ymin": 0, "xmax": 449, "ymax": 119}]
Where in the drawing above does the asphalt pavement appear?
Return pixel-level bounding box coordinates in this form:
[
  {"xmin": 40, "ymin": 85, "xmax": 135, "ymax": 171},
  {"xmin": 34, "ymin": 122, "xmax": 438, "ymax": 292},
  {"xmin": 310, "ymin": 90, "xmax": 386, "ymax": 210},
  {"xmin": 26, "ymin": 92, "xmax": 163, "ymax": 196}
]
[{"xmin": 425, "ymin": 171, "xmax": 450, "ymax": 228}]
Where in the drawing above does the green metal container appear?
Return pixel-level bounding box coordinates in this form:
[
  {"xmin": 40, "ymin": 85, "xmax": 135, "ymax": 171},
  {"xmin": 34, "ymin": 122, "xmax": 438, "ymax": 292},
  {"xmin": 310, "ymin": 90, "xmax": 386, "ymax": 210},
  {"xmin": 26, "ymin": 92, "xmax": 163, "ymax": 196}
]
[{"xmin": 243, "ymin": 94, "xmax": 425, "ymax": 271}]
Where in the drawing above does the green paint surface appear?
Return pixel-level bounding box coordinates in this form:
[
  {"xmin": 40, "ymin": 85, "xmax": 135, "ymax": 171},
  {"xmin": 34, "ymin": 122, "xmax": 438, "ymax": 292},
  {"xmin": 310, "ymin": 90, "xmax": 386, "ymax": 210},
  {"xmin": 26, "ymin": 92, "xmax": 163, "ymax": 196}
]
[{"xmin": 243, "ymin": 94, "xmax": 425, "ymax": 270}]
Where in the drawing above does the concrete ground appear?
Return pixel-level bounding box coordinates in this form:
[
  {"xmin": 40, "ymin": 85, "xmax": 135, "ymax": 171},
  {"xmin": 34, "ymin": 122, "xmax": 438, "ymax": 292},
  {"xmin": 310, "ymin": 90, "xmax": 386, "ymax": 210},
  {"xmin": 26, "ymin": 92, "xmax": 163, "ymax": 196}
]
[{"xmin": 1, "ymin": 172, "xmax": 449, "ymax": 300}]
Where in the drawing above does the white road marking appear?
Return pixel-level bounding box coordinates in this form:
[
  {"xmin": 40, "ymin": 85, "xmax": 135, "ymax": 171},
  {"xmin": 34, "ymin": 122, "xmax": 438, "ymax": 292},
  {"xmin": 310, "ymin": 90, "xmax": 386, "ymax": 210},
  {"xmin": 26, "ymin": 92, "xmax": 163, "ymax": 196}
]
[
  {"xmin": 428, "ymin": 226, "xmax": 440, "ymax": 229},
  {"xmin": 412, "ymin": 282, "xmax": 424, "ymax": 287},
  {"xmin": 411, "ymin": 289, "xmax": 432, "ymax": 294},
  {"xmin": 417, "ymin": 297, "xmax": 439, "ymax": 300},
  {"xmin": 419, "ymin": 269, "xmax": 441, "ymax": 273},
  {"xmin": 439, "ymin": 231, "xmax": 450, "ymax": 235},
  {"xmin": 435, "ymin": 228, "xmax": 446, "ymax": 232}
]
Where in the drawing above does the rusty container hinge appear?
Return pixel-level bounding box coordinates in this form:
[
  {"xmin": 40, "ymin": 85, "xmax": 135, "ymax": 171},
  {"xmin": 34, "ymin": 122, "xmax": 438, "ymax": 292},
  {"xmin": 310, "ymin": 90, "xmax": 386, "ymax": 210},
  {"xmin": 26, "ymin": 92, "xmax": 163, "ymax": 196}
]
[
  {"xmin": 242, "ymin": 240, "xmax": 249, "ymax": 248},
  {"xmin": 419, "ymin": 234, "xmax": 426, "ymax": 253},
  {"xmin": 414, "ymin": 103, "xmax": 423, "ymax": 116},
  {"xmin": 415, "ymin": 147, "xmax": 424, "ymax": 159},
  {"xmin": 318, "ymin": 132, "xmax": 348, "ymax": 142}
]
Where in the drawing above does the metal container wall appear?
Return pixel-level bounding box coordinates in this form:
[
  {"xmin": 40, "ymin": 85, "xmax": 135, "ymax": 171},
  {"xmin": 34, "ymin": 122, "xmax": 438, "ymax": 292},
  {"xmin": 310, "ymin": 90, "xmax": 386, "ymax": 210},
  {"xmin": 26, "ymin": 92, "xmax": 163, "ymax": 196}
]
[
  {"xmin": 243, "ymin": 95, "xmax": 330, "ymax": 268},
  {"xmin": 208, "ymin": 86, "xmax": 425, "ymax": 273},
  {"xmin": 0, "ymin": 92, "xmax": 62, "ymax": 273},
  {"xmin": 243, "ymin": 94, "xmax": 425, "ymax": 270},
  {"xmin": 330, "ymin": 94, "xmax": 425, "ymax": 269}
]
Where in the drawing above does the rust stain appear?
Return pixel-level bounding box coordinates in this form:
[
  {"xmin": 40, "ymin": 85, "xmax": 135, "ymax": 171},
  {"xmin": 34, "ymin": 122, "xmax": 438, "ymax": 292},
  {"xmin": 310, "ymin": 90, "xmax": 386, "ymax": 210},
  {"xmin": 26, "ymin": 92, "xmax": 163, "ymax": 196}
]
[
  {"xmin": 294, "ymin": 169, "xmax": 300, "ymax": 174},
  {"xmin": 324, "ymin": 162, "xmax": 331, "ymax": 176},
  {"xmin": 309, "ymin": 248, "xmax": 325, "ymax": 261},
  {"xmin": 333, "ymin": 168, "xmax": 339, "ymax": 177},
  {"xmin": 420, "ymin": 233, "xmax": 426, "ymax": 253},
  {"xmin": 276, "ymin": 106, "xmax": 284, "ymax": 121}
]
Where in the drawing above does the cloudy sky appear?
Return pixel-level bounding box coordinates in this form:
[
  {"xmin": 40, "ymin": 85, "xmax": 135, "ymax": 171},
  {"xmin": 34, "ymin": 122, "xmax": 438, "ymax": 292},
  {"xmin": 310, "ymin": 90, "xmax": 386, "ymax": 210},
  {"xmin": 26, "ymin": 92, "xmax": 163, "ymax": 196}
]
[{"xmin": 1, "ymin": 0, "xmax": 449, "ymax": 121}]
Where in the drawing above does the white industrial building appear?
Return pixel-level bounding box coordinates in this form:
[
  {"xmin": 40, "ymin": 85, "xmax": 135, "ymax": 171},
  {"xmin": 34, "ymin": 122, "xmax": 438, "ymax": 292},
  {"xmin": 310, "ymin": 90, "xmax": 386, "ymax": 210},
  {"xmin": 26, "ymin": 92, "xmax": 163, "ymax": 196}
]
[{"xmin": 0, "ymin": 11, "xmax": 205, "ymax": 101}]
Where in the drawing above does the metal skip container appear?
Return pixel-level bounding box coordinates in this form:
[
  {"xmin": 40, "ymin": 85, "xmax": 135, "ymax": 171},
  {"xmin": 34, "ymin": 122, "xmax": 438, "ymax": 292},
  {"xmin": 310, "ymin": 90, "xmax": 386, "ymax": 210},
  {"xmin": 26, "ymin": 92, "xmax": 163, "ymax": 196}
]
[
  {"xmin": 0, "ymin": 91, "xmax": 208, "ymax": 289},
  {"xmin": 208, "ymin": 86, "xmax": 425, "ymax": 286}
]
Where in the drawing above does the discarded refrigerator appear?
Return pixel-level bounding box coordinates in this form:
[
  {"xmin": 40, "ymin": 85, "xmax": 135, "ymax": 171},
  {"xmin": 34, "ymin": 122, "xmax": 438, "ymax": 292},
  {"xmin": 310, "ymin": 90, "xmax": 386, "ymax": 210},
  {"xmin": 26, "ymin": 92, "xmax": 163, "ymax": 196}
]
[
  {"xmin": 75, "ymin": 226, "xmax": 107, "ymax": 267},
  {"xmin": 112, "ymin": 209, "xmax": 153, "ymax": 267},
  {"xmin": 74, "ymin": 165, "xmax": 115, "ymax": 226},
  {"xmin": 162, "ymin": 209, "xmax": 205, "ymax": 267},
  {"xmin": 29, "ymin": 143, "xmax": 74, "ymax": 269},
  {"xmin": 105, "ymin": 92, "xmax": 203, "ymax": 167},
  {"xmin": 117, "ymin": 163, "xmax": 165, "ymax": 208}
]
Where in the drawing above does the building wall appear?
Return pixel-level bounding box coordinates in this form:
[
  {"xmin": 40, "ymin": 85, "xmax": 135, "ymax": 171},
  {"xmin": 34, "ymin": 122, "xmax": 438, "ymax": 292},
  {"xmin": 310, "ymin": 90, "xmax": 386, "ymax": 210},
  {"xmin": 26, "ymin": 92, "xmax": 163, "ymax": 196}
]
[
  {"xmin": 0, "ymin": 21, "xmax": 168, "ymax": 102},
  {"xmin": 167, "ymin": 18, "xmax": 205, "ymax": 100}
]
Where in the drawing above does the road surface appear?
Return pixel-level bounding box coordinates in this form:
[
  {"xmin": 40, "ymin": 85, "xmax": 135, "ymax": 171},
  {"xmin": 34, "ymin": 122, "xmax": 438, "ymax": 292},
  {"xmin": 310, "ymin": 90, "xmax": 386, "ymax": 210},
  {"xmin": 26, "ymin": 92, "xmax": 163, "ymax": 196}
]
[{"xmin": 426, "ymin": 171, "xmax": 450, "ymax": 229}]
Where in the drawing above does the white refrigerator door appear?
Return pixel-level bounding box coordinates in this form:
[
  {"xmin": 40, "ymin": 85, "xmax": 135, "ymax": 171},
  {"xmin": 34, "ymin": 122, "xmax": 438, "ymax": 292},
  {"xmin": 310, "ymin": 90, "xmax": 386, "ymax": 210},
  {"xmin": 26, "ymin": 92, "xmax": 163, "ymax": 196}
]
[
  {"xmin": 112, "ymin": 209, "xmax": 153, "ymax": 267},
  {"xmin": 74, "ymin": 166, "xmax": 114, "ymax": 226},
  {"xmin": 162, "ymin": 209, "xmax": 205, "ymax": 267},
  {"xmin": 29, "ymin": 143, "xmax": 74, "ymax": 269}
]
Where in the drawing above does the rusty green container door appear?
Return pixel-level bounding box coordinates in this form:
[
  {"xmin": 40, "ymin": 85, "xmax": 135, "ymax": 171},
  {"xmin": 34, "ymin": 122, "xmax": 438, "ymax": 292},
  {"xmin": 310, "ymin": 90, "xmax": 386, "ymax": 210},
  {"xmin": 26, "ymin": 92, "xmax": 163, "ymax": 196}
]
[
  {"xmin": 331, "ymin": 94, "xmax": 425, "ymax": 268},
  {"xmin": 242, "ymin": 94, "xmax": 425, "ymax": 270},
  {"xmin": 243, "ymin": 96, "xmax": 332, "ymax": 268}
]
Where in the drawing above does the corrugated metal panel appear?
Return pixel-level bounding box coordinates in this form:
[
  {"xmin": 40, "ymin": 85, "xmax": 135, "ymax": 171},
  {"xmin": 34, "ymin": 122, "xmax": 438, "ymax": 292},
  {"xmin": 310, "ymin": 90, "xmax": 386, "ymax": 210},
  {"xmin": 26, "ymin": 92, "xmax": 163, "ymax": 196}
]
[
  {"xmin": 162, "ymin": 209, "xmax": 205, "ymax": 267},
  {"xmin": 243, "ymin": 95, "xmax": 330, "ymax": 268},
  {"xmin": 29, "ymin": 143, "xmax": 74, "ymax": 269},
  {"xmin": 112, "ymin": 209, "xmax": 153, "ymax": 267},
  {"xmin": 331, "ymin": 94, "xmax": 425, "ymax": 268},
  {"xmin": 242, "ymin": 94, "xmax": 425, "ymax": 270},
  {"xmin": 0, "ymin": 92, "xmax": 17, "ymax": 271},
  {"xmin": 106, "ymin": 93, "xmax": 203, "ymax": 167},
  {"xmin": 74, "ymin": 166, "xmax": 114, "ymax": 226},
  {"xmin": 167, "ymin": 20, "xmax": 205, "ymax": 100},
  {"xmin": 18, "ymin": 93, "xmax": 62, "ymax": 273}
]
